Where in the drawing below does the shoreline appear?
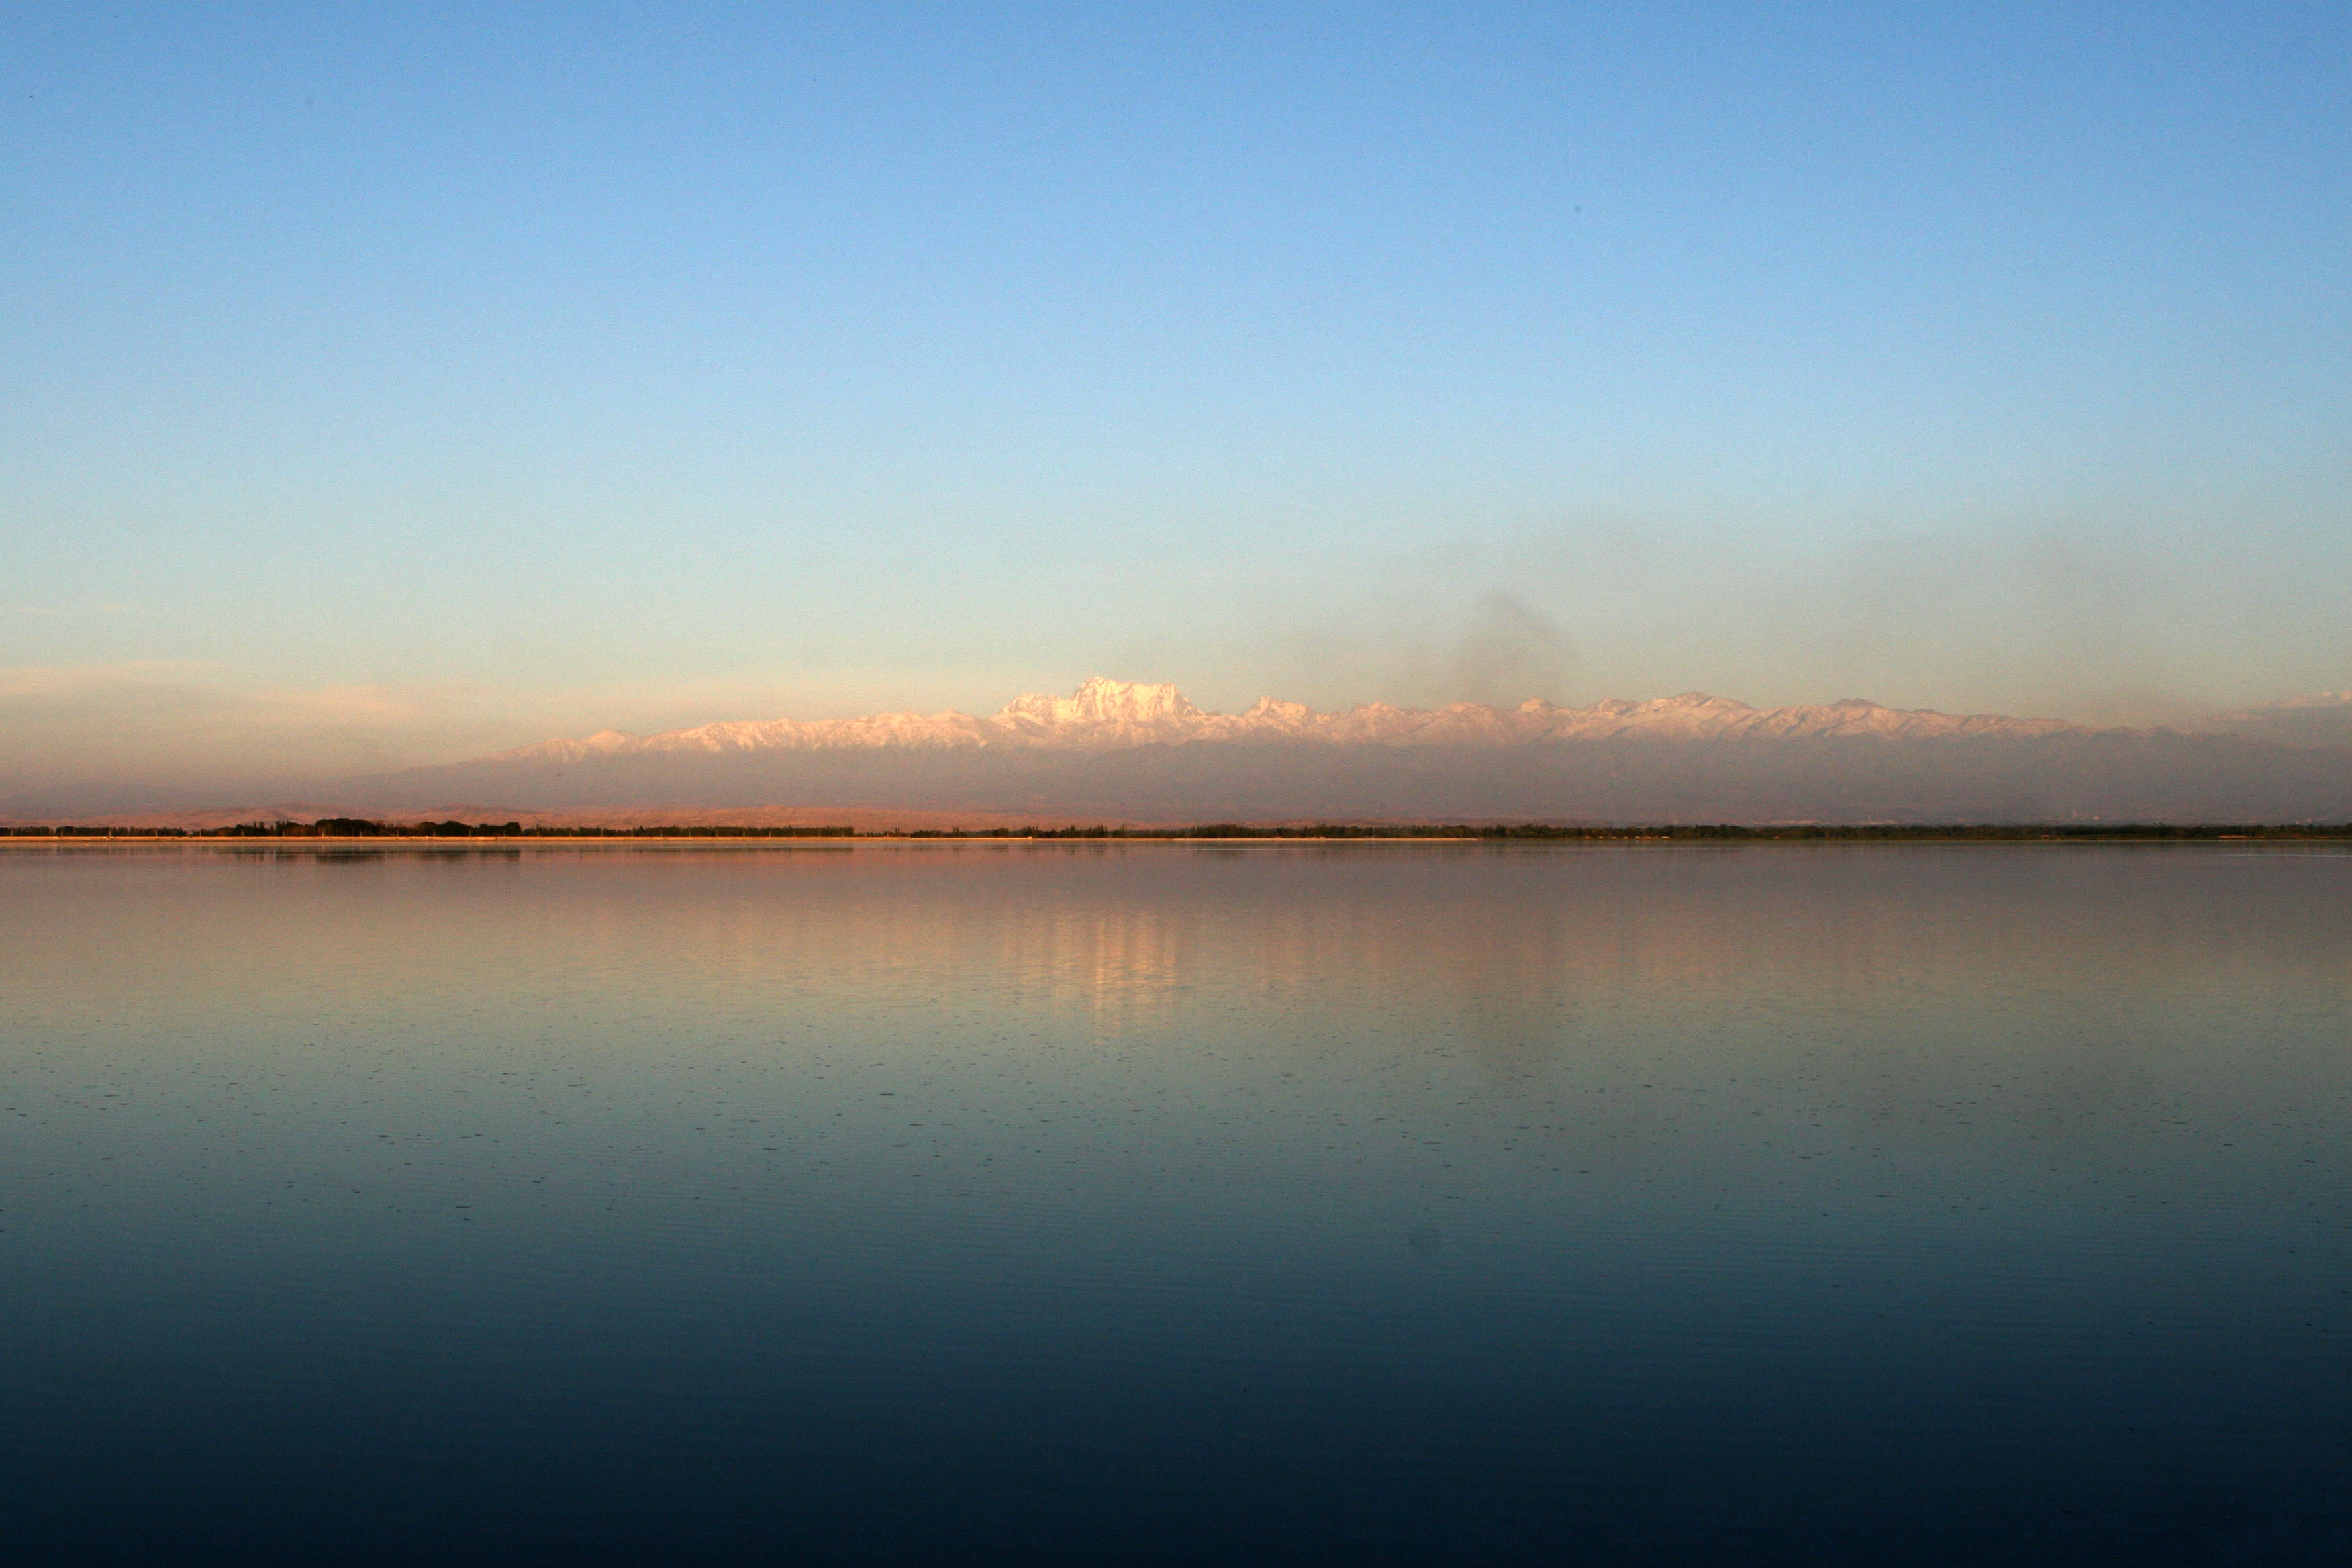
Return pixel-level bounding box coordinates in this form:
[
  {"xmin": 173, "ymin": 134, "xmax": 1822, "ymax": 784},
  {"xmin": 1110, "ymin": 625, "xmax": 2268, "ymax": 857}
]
[{"xmin": 5, "ymin": 825, "xmax": 2349, "ymax": 848}]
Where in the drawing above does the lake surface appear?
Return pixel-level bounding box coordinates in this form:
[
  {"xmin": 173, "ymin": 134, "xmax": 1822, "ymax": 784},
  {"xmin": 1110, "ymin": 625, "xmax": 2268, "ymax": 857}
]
[{"xmin": 3, "ymin": 842, "xmax": 2347, "ymax": 1565}]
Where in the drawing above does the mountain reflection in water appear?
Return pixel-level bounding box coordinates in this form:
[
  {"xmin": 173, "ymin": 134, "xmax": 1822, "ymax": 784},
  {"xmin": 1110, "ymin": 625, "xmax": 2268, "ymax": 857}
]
[{"xmin": 1, "ymin": 842, "xmax": 2346, "ymax": 1565}]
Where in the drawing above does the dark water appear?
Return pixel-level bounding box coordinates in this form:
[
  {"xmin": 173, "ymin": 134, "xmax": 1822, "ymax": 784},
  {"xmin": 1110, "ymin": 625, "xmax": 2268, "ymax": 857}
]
[{"xmin": 2, "ymin": 843, "xmax": 2347, "ymax": 1565}]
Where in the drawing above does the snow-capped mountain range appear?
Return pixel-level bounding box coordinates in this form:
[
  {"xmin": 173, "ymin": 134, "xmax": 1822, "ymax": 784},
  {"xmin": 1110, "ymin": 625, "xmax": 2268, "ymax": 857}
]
[
  {"xmin": 501, "ymin": 677, "xmax": 2083, "ymax": 763},
  {"xmin": 313, "ymin": 676, "xmax": 2352, "ymax": 824}
]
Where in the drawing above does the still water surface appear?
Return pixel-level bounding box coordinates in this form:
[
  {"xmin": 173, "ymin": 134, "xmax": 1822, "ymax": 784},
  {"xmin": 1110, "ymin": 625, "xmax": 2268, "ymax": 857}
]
[{"xmin": 2, "ymin": 843, "xmax": 2347, "ymax": 1564}]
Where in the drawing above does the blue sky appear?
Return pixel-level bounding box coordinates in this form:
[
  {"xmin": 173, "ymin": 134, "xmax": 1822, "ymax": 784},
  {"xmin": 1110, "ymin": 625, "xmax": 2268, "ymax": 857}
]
[{"xmin": 5, "ymin": 3, "xmax": 2347, "ymax": 788}]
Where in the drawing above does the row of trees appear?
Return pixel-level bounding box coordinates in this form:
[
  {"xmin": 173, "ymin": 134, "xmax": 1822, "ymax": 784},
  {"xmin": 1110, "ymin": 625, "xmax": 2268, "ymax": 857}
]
[
  {"xmin": 3, "ymin": 820, "xmax": 855, "ymax": 838},
  {"xmin": 9, "ymin": 821, "xmax": 2349, "ymax": 840},
  {"xmin": 905, "ymin": 822, "xmax": 2352, "ymax": 840}
]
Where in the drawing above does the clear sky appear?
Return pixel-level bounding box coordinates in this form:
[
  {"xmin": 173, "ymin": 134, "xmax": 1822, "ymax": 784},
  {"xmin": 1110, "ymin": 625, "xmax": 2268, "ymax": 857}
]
[{"xmin": 5, "ymin": 3, "xmax": 2348, "ymax": 793}]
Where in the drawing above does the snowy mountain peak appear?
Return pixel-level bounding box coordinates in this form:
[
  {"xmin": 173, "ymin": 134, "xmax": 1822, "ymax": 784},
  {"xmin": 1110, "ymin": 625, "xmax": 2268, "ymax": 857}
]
[
  {"xmin": 995, "ymin": 677, "xmax": 1201, "ymax": 728},
  {"xmin": 475, "ymin": 678, "xmax": 2095, "ymax": 768},
  {"xmin": 1650, "ymin": 692, "xmax": 1753, "ymax": 713}
]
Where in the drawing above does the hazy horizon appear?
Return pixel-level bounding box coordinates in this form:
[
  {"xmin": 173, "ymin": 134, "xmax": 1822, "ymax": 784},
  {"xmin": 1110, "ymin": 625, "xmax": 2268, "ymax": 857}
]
[
  {"xmin": 7, "ymin": 5, "xmax": 2349, "ymax": 803},
  {"xmin": 10, "ymin": 673, "xmax": 2350, "ymax": 825}
]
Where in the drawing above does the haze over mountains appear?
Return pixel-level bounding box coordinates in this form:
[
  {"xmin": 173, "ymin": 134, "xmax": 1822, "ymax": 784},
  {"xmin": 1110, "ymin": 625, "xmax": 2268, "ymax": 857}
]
[
  {"xmin": 285, "ymin": 677, "xmax": 2352, "ymax": 827},
  {"xmin": 496, "ymin": 677, "xmax": 2082, "ymax": 758}
]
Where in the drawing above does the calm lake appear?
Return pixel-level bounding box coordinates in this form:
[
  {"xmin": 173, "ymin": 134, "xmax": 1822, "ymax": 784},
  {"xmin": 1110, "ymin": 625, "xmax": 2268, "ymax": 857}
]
[{"xmin": 3, "ymin": 842, "xmax": 2347, "ymax": 1565}]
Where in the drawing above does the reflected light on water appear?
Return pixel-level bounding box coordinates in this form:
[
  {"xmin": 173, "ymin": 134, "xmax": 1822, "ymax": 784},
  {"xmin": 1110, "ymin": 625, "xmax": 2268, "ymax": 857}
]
[{"xmin": 1, "ymin": 841, "xmax": 2347, "ymax": 1566}]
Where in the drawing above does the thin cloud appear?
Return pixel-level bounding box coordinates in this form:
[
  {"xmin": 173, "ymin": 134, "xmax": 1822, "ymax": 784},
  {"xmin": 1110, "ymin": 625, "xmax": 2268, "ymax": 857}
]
[{"xmin": 0, "ymin": 660, "xmax": 222, "ymax": 698}]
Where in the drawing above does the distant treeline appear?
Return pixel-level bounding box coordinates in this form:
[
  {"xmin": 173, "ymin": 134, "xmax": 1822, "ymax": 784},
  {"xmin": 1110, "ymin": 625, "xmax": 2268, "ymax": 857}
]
[
  {"xmin": 5, "ymin": 820, "xmax": 856, "ymax": 839},
  {"xmin": 905, "ymin": 822, "xmax": 2352, "ymax": 841},
  {"xmin": 8, "ymin": 820, "xmax": 2352, "ymax": 841}
]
